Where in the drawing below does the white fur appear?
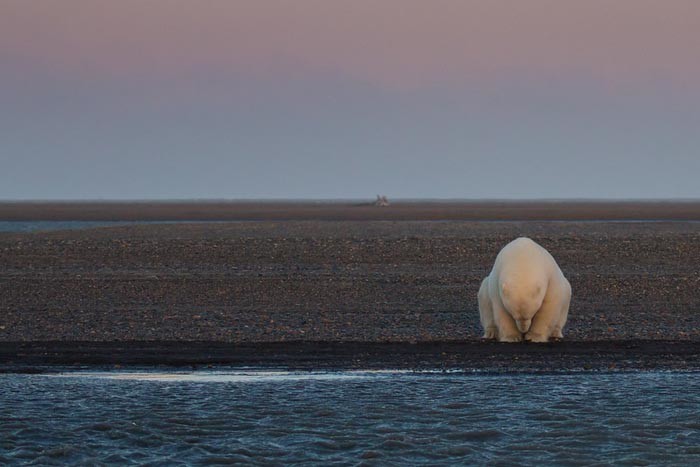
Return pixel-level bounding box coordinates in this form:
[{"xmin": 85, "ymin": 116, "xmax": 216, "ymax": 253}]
[{"xmin": 478, "ymin": 237, "xmax": 571, "ymax": 343}]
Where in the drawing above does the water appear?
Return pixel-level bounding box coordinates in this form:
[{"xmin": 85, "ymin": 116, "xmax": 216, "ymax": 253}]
[
  {"xmin": 0, "ymin": 221, "xmax": 135, "ymax": 233},
  {"xmin": 0, "ymin": 220, "xmax": 240, "ymax": 233},
  {"xmin": 2, "ymin": 371, "xmax": 699, "ymax": 465}
]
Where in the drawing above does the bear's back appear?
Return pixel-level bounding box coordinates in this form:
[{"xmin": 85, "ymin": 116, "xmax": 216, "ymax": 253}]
[{"xmin": 493, "ymin": 237, "xmax": 556, "ymax": 278}]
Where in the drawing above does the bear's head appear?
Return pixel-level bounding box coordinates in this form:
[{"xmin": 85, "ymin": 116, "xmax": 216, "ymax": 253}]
[{"xmin": 500, "ymin": 280, "xmax": 546, "ymax": 333}]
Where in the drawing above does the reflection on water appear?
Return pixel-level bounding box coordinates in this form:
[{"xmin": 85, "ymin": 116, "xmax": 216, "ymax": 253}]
[
  {"xmin": 2, "ymin": 371, "xmax": 700, "ymax": 465},
  {"xmin": 51, "ymin": 369, "xmax": 409, "ymax": 383}
]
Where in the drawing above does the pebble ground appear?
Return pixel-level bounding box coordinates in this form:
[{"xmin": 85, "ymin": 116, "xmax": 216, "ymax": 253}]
[{"xmin": 1, "ymin": 221, "xmax": 699, "ymax": 343}]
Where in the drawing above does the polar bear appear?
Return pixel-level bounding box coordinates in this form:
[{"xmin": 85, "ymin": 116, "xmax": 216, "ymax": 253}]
[{"xmin": 478, "ymin": 237, "xmax": 571, "ymax": 343}]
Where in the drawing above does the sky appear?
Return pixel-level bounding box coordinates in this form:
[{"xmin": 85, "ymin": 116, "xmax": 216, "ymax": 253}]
[{"xmin": 1, "ymin": 0, "xmax": 699, "ymax": 199}]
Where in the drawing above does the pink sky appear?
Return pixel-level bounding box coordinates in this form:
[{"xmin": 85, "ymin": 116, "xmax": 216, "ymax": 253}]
[{"xmin": 3, "ymin": 0, "xmax": 699, "ymax": 92}]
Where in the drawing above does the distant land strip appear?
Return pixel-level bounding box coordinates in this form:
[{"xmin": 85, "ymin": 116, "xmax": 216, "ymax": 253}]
[{"xmin": 1, "ymin": 200, "xmax": 700, "ymax": 221}]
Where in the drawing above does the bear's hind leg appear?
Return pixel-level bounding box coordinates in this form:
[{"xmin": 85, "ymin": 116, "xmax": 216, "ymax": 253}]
[
  {"xmin": 549, "ymin": 279, "xmax": 571, "ymax": 342},
  {"xmin": 478, "ymin": 278, "xmax": 498, "ymax": 340}
]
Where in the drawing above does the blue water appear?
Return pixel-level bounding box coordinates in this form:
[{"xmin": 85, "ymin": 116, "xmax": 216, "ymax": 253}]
[
  {"xmin": 2, "ymin": 370, "xmax": 699, "ymax": 465},
  {"xmin": 0, "ymin": 221, "xmax": 136, "ymax": 233},
  {"xmin": 0, "ymin": 220, "xmax": 239, "ymax": 233}
]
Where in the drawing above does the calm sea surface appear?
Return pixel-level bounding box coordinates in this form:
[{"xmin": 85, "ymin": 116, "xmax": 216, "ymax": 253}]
[
  {"xmin": 1, "ymin": 371, "xmax": 699, "ymax": 465},
  {"xmin": 0, "ymin": 220, "xmax": 243, "ymax": 233},
  {"xmin": 0, "ymin": 221, "xmax": 134, "ymax": 233}
]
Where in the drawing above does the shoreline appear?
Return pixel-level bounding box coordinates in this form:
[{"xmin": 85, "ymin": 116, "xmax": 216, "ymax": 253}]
[{"xmin": 2, "ymin": 340, "xmax": 700, "ymax": 373}]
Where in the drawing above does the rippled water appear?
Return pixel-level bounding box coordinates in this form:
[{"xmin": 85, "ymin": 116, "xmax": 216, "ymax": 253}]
[{"xmin": 2, "ymin": 371, "xmax": 700, "ymax": 465}]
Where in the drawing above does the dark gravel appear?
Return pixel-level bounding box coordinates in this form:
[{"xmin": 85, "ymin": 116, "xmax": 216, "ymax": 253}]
[{"xmin": 1, "ymin": 220, "xmax": 699, "ymax": 344}]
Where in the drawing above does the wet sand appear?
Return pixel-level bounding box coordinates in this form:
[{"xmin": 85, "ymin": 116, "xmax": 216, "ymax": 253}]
[
  {"xmin": 2, "ymin": 341, "xmax": 700, "ymax": 373},
  {"xmin": 1, "ymin": 202, "xmax": 699, "ymax": 370}
]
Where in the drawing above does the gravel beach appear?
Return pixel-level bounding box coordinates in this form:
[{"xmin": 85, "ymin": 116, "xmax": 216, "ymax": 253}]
[{"xmin": 1, "ymin": 203, "xmax": 700, "ymax": 370}]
